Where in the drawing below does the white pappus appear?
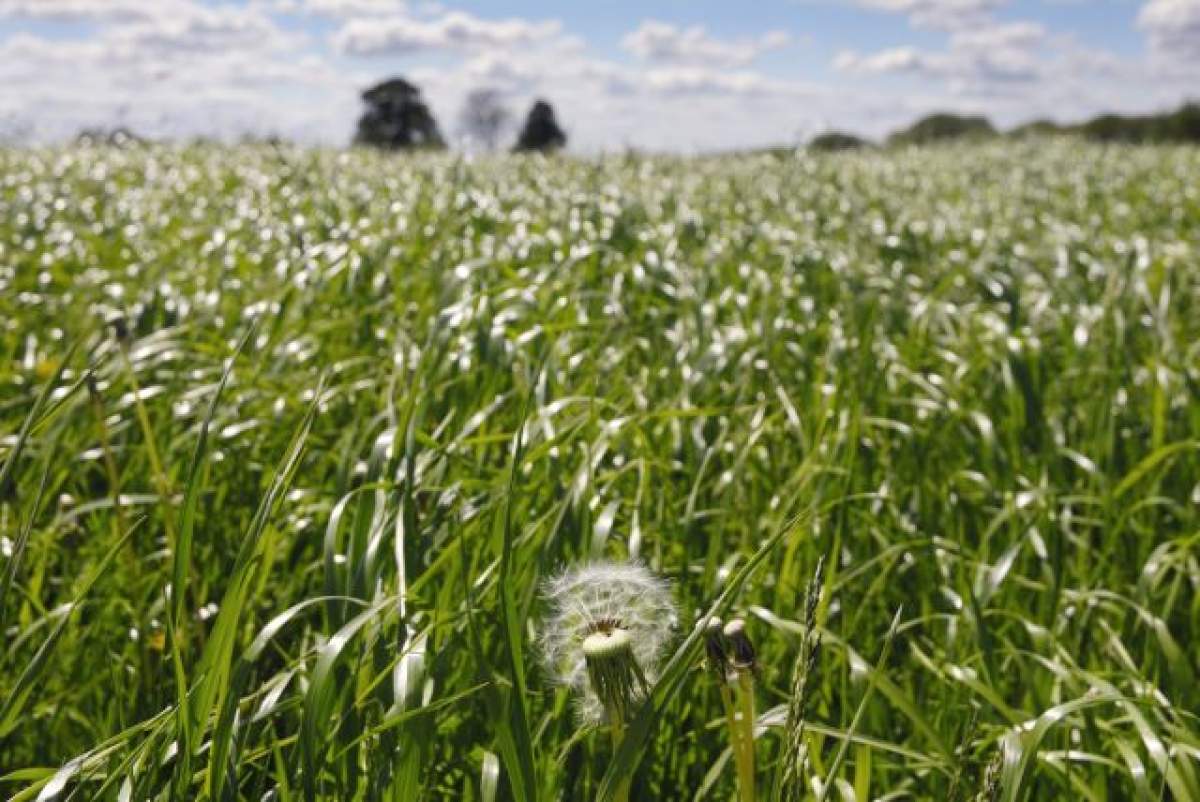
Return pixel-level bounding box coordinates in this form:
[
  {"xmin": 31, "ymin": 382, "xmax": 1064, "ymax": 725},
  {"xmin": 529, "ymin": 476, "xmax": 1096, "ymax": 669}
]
[{"xmin": 540, "ymin": 560, "xmax": 678, "ymax": 725}]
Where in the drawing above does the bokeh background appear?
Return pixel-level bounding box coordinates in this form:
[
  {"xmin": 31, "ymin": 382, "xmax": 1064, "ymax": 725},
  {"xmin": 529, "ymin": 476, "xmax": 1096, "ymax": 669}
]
[{"xmin": 0, "ymin": 0, "xmax": 1197, "ymax": 152}]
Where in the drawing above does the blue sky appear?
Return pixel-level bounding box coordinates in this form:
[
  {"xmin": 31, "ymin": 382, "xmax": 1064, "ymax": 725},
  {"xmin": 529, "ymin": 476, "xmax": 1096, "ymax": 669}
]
[{"xmin": 0, "ymin": 0, "xmax": 1196, "ymax": 151}]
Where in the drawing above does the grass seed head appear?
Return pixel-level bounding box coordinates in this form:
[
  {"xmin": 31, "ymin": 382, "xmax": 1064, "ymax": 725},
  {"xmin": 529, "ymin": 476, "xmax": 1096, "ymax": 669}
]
[{"xmin": 779, "ymin": 558, "xmax": 825, "ymax": 800}]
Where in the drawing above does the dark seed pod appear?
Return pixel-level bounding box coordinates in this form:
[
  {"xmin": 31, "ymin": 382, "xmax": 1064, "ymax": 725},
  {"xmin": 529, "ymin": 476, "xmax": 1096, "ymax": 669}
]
[
  {"xmin": 723, "ymin": 618, "xmax": 756, "ymax": 671},
  {"xmin": 109, "ymin": 314, "xmax": 130, "ymax": 344},
  {"xmin": 701, "ymin": 615, "xmax": 728, "ymax": 675}
]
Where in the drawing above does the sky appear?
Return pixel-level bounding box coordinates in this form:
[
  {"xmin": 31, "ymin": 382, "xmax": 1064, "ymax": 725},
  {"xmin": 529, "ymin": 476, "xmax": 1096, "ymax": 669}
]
[{"xmin": 0, "ymin": 0, "xmax": 1196, "ymax": 152}]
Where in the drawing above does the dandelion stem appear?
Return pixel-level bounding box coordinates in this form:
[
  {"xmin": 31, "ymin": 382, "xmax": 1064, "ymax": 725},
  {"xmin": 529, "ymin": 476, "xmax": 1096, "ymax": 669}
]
[
  {"xmin": 610, "ymin": 715, "xmax": 632, "ymax": 802},
  {"xmin": 734, "ymin": 670, "xmax": 757, "ymax": 802},
  {"xmin": 722, "ymin": 618, "xmax": 758, "ymax": 802},
  {"xmin": 720, "ymin": 682, "xmax": 752, "ymax": 801},
  {"xmin": 583, "ymin": 627, "xmax": 646, "ymax": 802}
]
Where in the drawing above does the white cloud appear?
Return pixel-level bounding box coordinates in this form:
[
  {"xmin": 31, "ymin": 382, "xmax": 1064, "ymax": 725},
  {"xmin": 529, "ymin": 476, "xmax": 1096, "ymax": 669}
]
[
  {"xmin": 952, "ymin": 20, "xmax": 1044, "ymax": 51},
  {"xmin": 644, "ymin": 67, "xmax": 808, "ymax": 96},
  {"xmin": 110, "ymin": 6, "xmax": 299, "ymax": 53},
  {"xmin": 856, "ymin": 0, "xmax": 1006, "ymax": 30},
  {"xmin": 0, "ymin": 1, "xmax": 297, "ymax": 53},
  {"xmin": 0, "ymin": 6, "xmax": 350, "ymax": 144},
  {"xmin": 1138, "ymin": 0, "xmax": 1200, "ymax": 64},
  {"xmin": 835, "ymin": 46, "xmax": 939, "ymax": 74},
  {"xmin": 333, "ymin": 10, "xmax": 561, "ymax": 55},
  {"xmin": 0, "ymin": 31, "xmax": 112, "ymax": 74},
  {"xmin": 258, "ymin": 0, "xmax": 406, "ymax": 16},
  {"xmin": 836, "ymin": 21, "xmax": 1045, "ymax": 83},
  {"xmin": 0, "ymin": 0, "xmax": 193, "ymax": 21},
  {"xmin": 461, "ymin": 51, "xmax": 539, "ymax": 90},
  {"xmin": 833, "ymin": 14, "xmax": 1194, "ymax": 130},
  {"xmin": 621, "ymin": 20, "xmax": 790, "ymax": 67}
]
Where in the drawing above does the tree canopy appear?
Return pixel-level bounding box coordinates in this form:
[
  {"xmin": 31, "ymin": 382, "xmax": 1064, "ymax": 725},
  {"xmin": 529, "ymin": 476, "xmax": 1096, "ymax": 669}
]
[
  {"xmin": 354, "ymin": 77, "xmax": 445, "ymax": 150},
  {"xmin": 513, "ymin": 100, "xmax": 566, "ymax": 153}
]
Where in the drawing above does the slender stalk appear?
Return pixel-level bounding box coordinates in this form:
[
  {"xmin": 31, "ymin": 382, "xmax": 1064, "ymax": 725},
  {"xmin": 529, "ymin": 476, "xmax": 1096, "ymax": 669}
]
[
  {"xmin": 117, "ymin": 345, "xmax": 177, "ymax": 547},
  {"xmin": 584, "ymin": 628, "xmax": 646, "ymax": 802},
  {"xmin": 610, "ymin": 714, "xmax": 632, "ymax": 802},
  {"xmin": 86, "ymin": 375, "xmax": 128, "ymax": 550},
  {"xmin": 721, "ymin": 679, "xmax": 753, "ymax": 801},
  {"xmin": 724, "ymin": 618, "xmax": 759, "ymax": 802},
  {"xmin": 719, "ymin": 682, "xmax": 742, "ymax": 762},
  {"xmin": 733, "ymin": 670, "xmax": 757, "ymax": 802}
]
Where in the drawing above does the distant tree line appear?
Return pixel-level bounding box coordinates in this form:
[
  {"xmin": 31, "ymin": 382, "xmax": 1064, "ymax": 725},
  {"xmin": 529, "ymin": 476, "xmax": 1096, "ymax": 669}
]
[
  {"xmin": 353, "ymin": 76, "xmax": 566, "ymax": 154},
  {"xmin": 809, "ymin": 101, "xmax": 1200, "ymax": 151},
  {"xmin": 1019, "ymin": 103, "xmax": 1200, "ymax": 145},
  {"xmin": 64, "ymin": 79, "xmax": 1196, "ymax": 155},
  {"xmin": 75, "ymin": 126, "xmax": 146, "ymax": 147}
]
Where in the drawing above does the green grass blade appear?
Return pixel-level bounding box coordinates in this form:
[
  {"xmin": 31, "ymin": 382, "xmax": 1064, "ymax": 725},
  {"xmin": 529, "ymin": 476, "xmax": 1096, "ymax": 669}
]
[{"xmin": 0, "ymin": 518, "xmax": 139, "ymax": 738}]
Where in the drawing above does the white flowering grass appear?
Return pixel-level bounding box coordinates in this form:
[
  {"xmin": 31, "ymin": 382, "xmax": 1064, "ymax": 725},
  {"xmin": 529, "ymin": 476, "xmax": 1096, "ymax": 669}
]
[{"xmin": 2, "ymin": 141, "xmax": 1198, "ymax": 801}]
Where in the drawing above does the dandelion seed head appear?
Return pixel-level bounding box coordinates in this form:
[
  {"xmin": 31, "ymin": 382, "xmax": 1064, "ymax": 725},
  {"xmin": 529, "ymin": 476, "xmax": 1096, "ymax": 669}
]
[{"xmin": 540, "ymin": 560, "xmax": 677, "ymax": 724}]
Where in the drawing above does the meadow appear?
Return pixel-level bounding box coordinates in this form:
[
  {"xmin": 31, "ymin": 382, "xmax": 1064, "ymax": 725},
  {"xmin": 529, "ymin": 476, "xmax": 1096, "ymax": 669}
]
[{"xmin": 0, "ymin": 140, "xmax": 1198, "ymax": 801}]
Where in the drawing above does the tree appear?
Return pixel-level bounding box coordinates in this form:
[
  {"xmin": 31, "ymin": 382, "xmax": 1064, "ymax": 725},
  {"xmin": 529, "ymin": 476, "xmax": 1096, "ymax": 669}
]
[
  {"xmin": 513, "ymin": 99, "xmax": 566, "ymax": 153},
  {"xmin": 808, "ymin": 131, "xmax": 871, "ymax": 152},
  {"xmin": 1008, "ymin": 119, "xmax": 1065, "ymax": 139},
  {"xmin": 1006, "ymin": 103, "xmax": 1200, "ymax": 144},
  {"xmin": 887, "ymin": 113, "xmax": 996, "ymax": 147},
  {"xmin": 353, "ymin": 77, "xmax": 445, "ymax": 150},
  {"xmin": 458, "ymin": 89, "xmax": 511, "ymax": 151},
  {"xmin": 1077, "ymin": 103, "xmax": 1200, "ymax": 144}
]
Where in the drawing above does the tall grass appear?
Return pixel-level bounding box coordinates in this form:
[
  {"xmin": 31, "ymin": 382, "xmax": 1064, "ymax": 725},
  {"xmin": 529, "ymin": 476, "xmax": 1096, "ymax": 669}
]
[{"xmin": 1, "ymin": 140, "xmax": 1198, "ymax": 800}]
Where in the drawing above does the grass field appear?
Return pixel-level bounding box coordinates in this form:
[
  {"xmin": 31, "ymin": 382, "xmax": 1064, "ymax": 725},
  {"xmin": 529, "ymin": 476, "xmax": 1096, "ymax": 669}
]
[{"xmin": 1, "ymin": 140, "xmax": 1198, "ymax": 801}]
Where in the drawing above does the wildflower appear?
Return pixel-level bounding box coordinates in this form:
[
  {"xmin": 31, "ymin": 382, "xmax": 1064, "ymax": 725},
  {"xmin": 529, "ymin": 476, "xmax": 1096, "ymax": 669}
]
[{"xmin": 541, "ymin": 560, "xmax": 676, "ymax": 726}]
